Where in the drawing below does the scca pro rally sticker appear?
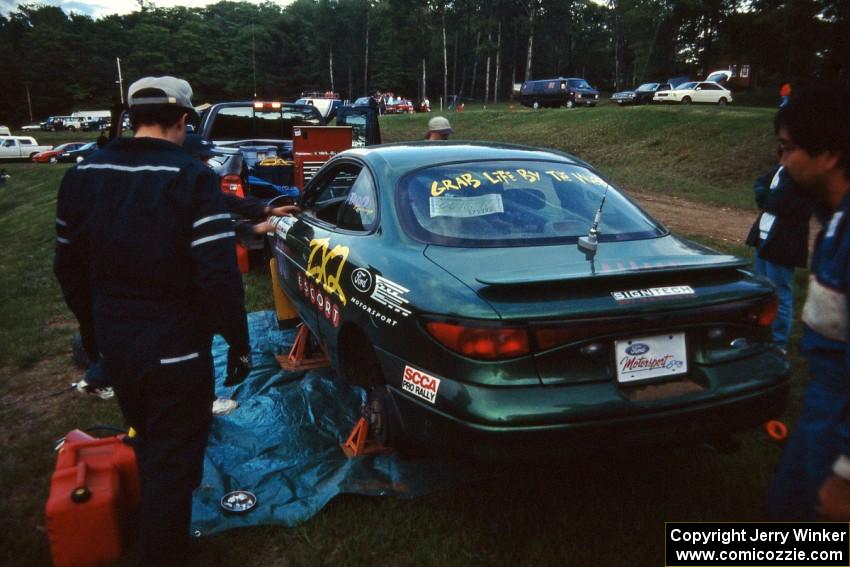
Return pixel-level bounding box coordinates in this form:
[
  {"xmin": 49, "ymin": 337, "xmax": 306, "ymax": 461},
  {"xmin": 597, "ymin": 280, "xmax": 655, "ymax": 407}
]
[
  {"xmin": 611, "ymin": 285, "xmax": 695, "ymax": 303},
  {"xmin": 402, "ymin": 366, "xmax": 440, "ymax": 404}
]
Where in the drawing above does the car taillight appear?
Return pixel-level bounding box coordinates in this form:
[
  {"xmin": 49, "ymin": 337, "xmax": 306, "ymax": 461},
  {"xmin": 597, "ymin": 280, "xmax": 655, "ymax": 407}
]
[
  {"xmin": 424, "ymin": 321, "xmax": 530, "ymax": 360},
  {"xmin": 749, "ymin": 296, "xmax": 778, "ymax": 326},
  {"xmin": 221, "ymin": 174, "xmax": 244, "ymax": 198}
]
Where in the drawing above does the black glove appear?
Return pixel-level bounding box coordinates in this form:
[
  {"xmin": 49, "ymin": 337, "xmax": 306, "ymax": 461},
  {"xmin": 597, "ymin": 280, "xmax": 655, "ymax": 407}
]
[{"xmin": 225, "ymin": 349, "xmax": 253, "ymax": 387}]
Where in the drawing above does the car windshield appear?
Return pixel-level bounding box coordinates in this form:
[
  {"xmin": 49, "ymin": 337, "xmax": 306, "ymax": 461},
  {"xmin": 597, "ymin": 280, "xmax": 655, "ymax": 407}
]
[
  {"xmin": 398, "ymin": 160, "xmax": 664, "ymax": 247},
  {"xmin": 636, "ymin": 83, "xmax": 659, "ymax": 91},
  {"xmin": 567, "ymin": 79, "xmax": 592, "ymax": 89},
  {"xmin": 207, "ymin": 104, "xmax": 322, "ymax": 140},
  {"xmin": 675, "ymin": 82, "xmax": 697, "ymax": 90}
]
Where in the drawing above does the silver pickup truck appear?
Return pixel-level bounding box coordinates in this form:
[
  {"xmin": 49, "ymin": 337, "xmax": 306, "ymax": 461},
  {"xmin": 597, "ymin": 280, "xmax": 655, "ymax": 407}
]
[{"xmin": 0, "ymin": 136, "xmax": 52, "ymax": 160}]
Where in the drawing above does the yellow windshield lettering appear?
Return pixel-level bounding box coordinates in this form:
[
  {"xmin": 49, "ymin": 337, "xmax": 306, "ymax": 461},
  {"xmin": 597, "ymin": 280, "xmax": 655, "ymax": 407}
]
[
  {"xmin": 516, "ymin": 169, "xmax": 541, "ymax": 183},
  {"xmin": 545, "ymin": 170, "xmax": 572, "ymax": 182}
]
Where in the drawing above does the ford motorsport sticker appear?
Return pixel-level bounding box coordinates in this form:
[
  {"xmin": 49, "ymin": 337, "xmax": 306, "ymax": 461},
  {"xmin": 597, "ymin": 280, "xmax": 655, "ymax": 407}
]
[{"xmin": 611, "ymin": 286, "xmax": 695, "ymax": 302}]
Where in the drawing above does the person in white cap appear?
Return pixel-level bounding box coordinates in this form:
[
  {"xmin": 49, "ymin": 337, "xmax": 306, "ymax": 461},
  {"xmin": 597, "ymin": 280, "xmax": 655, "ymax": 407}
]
[
  {"xmin": 426, "ymin": 116, "xmax": 453, "ymax": 140},
  {"xmin": 54, "ymin": 76, "xmax": 251, "ymax": 565}
]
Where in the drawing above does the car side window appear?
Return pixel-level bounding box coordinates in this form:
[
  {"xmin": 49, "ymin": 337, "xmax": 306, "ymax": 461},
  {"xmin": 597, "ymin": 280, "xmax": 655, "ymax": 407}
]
[
  {"xmin": 337, "ymin": 170, "xmax": 378, "ymax": 231},
  {"xmin": 3, "ymin": 140, "xmax": 14, "ymax": 147},
  {"xmin": 703, "ymin": 83, "xmax": 721, "ymax": 90},
  {"xmin": 303, "ymin": 164, "xmax": 378, "ymax": 232}
]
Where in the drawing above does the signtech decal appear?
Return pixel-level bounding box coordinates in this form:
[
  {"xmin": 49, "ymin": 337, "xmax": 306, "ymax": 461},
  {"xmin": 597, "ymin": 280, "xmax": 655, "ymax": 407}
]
[{"xmin": 306, "ymin": 237, "xmax": 349, "ymax": 305}]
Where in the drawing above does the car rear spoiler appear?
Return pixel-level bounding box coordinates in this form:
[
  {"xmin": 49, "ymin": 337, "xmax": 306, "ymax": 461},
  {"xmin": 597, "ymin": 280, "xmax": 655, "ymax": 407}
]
[{"xmin": 475, "ymin": 256, "xmax": 750, "ymax": 286}]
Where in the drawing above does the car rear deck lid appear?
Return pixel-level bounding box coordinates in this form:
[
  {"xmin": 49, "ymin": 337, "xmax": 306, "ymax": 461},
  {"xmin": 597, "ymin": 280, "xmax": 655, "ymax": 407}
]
[{"xmin": 474, "ymin": 255, "xmax": 748, "ymax": 286}]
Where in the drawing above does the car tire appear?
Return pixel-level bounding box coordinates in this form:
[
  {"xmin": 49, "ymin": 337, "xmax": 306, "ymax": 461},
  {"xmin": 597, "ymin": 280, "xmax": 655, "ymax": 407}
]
[
  {"xmin": 681, "ymin": 96, "xmax": 692, "ymax": 105},
  {"xmin": 718, "ymin": 97, "xmax": 728, "ymax": 106},
  {"xmin": 339, "ymin": 327, "xmax": 418, "ymax": 456}
]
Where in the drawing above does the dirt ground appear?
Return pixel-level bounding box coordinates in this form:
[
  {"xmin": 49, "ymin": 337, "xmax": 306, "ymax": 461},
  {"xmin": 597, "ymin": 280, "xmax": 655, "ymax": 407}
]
[{"xmin": 630, "ymin": 190, "xmax": 756, "ymax": 244}]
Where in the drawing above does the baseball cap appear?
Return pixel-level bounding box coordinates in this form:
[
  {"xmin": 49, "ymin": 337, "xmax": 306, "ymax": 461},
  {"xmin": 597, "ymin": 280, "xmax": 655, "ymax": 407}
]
[
  {"xmin": 127, "ymin": 76, "xmax": 199, "ymax": 120},
  {"xmin": 427, "ymin": 116, "xmax": 453, "ymax": 136},
  {"xmin": 183, "ymin": 134, "xmax": 214, "ymax": 159}
]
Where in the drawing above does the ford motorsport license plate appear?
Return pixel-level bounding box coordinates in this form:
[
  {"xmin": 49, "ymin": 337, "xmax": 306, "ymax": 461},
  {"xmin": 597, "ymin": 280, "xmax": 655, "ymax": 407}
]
[{"xmin": 615, "ymin": 333, "xmax": 688, "ymax": 383}]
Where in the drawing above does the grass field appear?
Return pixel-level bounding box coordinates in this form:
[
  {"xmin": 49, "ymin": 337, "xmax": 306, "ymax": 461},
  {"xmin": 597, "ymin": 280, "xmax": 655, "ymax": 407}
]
[{"xmin": 0, "ymin": 108, "xmax": 810, "ymax": 566}]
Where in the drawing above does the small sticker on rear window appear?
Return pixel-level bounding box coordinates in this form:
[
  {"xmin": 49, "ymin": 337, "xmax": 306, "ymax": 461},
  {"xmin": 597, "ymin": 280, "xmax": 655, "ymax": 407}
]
[{"xmin": 429, "ymin": 194, "xmax": 504, "ymax": 218}]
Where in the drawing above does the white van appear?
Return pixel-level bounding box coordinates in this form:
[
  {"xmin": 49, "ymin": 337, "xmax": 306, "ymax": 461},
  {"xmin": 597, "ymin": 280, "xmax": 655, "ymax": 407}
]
[{"xmin": 0, "ymin": 126, "xmax": 11, "ymax": 136}]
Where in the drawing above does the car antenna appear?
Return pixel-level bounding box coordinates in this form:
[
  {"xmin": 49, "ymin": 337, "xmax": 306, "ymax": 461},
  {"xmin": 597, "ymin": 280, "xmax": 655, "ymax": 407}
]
[{"xmin": 578, "ymin": 183, "xmax": 610, "ymax": 257}]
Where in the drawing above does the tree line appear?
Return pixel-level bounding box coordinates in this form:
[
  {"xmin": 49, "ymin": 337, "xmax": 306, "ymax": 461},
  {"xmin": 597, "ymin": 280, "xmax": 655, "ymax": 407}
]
[{"xmin": 0, "ymin": 0, "xmax": 847, "ymax": 126}]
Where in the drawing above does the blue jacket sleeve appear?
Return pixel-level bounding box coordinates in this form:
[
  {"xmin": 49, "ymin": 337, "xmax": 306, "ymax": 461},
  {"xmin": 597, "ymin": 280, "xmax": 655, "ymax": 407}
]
[
  {"xmin": 53, "ymin": 169, "xmax": 98, "ymax": 361},
  {"xmin": 189, "ymin": 168, "xmax": 250, "ymax": 354}
]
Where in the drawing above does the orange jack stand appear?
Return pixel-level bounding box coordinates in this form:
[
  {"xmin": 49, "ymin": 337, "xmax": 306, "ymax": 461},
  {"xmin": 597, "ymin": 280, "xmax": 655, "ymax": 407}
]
[
  {"xmin": 341, "ymin": 416, "xmax": 389, "ymax": 458},
  {"xmin": 276, "ymin": 323, "xmax": 330, "ymax": 371}
]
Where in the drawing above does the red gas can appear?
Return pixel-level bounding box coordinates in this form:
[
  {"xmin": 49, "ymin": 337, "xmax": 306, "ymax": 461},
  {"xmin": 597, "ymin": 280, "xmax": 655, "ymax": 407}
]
[
  {"xmin": 46, "ymin": 431, "xmax": 141, "ymax": 567},
  {"xmin": 54, "ymin": 430, "xmax": 141, "ymax": 508},
  {"xmin": 46, "ymin": 461, "xmax": 124, "ymax": 567}
]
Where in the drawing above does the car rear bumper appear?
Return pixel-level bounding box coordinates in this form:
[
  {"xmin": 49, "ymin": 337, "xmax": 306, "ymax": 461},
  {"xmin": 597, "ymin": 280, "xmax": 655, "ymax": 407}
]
[{"xmin": 377, "ymin": 348, "xmax": 790, "ymax": 460}]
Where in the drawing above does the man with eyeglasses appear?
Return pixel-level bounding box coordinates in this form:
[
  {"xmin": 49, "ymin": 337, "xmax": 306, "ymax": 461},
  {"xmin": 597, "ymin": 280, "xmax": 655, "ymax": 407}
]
[{"xmin": 767, "ymin": 85, "xmax": 850, "ymax": 521}]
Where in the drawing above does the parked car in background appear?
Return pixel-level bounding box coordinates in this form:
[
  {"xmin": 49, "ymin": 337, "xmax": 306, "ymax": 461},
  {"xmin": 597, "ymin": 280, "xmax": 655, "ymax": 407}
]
[
  {"xmin": 295, "ymin": 96, "xmax": 342, "ymax": 121},
  {"xmin": 58, "ymin": 141, "xmax": 98, "ymax": 163},
  {"xmin": 520, "ymin": 77, "xmax": 599, "ymax": 108},
  {"xmin": 21, "ymin": 123, "xmax": 42, "ymax": 131},
  {"xmin": 0, "ymin": 136, "xmax": 52, "ymax": 160},
  {"xmin": 611, "ymin": 83, "xmax": 673, "ymax": 105},
  {"xmin": 384, "ymin": 99, "xmax": 415, "ymax": 114},
  {"xmin": 267, "ymin": 141, "xmax": 790, "ymax": 458},
  {"xmin": 653, "ymin": 81, "xmax": 732, "ymax": 105},
  {"xmin": 0, "ymin": 126, "xmax": 10, "ymax": 136},
  {"xmin": 31, "ymin": 142, "xmax": 87, "ymax": 163}
]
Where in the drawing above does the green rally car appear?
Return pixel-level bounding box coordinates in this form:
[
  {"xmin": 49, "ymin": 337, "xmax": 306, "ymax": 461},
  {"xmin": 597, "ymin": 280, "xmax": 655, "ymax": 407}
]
[{"xmin": 268, "ymin": 142, "xmax": 790, "ymax": 458}]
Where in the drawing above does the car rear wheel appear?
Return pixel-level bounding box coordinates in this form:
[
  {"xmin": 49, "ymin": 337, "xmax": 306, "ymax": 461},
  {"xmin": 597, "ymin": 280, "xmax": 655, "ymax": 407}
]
[
  {"xmin": 718, "ymin": 97, "xmax": 728, "ymax": 106},
  {"xmin": 681, "ymin": 96, "xmax": 692, "ymax": 105},
  {"xmin": 339, "ymin": 326, "xmax": 417, "ymax": 455}
]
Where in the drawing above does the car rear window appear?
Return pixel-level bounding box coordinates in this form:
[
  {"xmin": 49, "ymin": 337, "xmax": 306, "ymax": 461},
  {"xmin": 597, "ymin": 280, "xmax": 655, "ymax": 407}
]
[
  {"xmin": 207, "ymin": 105, "xmax": 322, "ymax": 140},
  {"xmin": 397, "ymin": 160, "xmax": 664, "ymax": 247}
]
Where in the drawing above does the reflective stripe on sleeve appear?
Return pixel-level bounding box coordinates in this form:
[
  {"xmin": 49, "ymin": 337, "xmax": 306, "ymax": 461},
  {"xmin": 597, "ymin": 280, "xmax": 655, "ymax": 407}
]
[
  {"xmin": 160, "ymin": 352, "xmax": 200, "ymax": 365},
  {"xmin": 55, "ymin": 218, "xmax": 67, "ymax": 227},
  {"xmin": 190, "ymin": 231, "xmax": 236, "ymax": 248},
  {"xmin": 193, "ymin": 213, "xmax": 232, "ymax": 229},
  {"xmin": 77, "ymin": 164, "xmax": 181, "ymax": 173},
  {"xmin": 57, "ymin": 237, "xmax": 71, "ymax": 244}
]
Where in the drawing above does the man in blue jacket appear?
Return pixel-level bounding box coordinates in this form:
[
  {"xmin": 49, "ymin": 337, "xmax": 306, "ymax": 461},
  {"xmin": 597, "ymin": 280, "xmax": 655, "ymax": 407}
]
[
  {"xmin": 767, "ymin": 84, "xmax": 850, "ymax": 520},
  {"xmin": 54, "ymin": 76, "xmax": 252, "ymax": 564},
  {"xmin": 746, "ymin": 164, "xmax": 813, "ymax": 349}
]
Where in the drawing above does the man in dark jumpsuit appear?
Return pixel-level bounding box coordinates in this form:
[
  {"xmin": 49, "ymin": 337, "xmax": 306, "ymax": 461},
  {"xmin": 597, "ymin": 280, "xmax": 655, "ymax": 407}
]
[
  {"xmin": 767, "ymin": 85, "xmax": 850, "ymax": 520},
  {"xmin": 54, "ymin": 76, "xmax": 252, "ymax": 565}
]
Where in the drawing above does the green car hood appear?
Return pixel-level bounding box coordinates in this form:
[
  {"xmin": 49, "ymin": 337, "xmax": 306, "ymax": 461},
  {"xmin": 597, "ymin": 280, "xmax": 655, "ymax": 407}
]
[{"xmin": 423, "ymin": 235, "xmax": 756, "ymax": 320}]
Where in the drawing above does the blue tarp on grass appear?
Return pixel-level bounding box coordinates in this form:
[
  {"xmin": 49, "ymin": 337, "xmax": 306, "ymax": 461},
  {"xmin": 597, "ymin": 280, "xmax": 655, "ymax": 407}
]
[{"xmin": 190, "ymin": 311, "xmax": 487, "ymax": 536}]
